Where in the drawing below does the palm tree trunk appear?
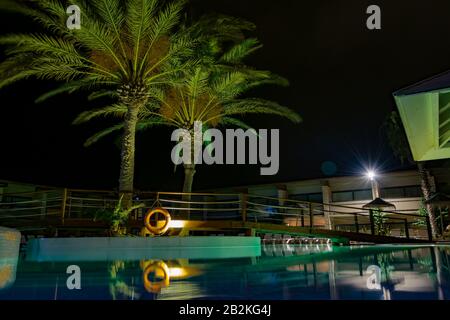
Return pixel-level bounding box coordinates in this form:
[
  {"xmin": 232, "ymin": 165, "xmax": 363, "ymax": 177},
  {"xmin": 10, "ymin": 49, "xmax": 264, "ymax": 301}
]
[
  {"xmin": 417, "ymin": 161, "xmax": 438, "ymax": 237},
  {"xmin": 118, "ymin": 105, "xmax": 139, "ymax": 208},
  {"xmin": 182, "ymin": 131, "xmax": 197, "ymax": 195},
  {"xmin": 181, "ymin": 163, "xmax": 195, "ymax": 219},
  {"xmin": 182, "ymin": 163, "xmax": 196, "ymax": 194}
]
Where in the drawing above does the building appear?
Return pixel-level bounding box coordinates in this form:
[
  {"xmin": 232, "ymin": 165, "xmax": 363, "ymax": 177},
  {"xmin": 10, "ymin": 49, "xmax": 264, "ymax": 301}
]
[
  {"xmin": 0, "ymin": 179, "xmax": 62, "ymax": 202},
  {"xmin": 0, "ymin": 180, "xmax": 45, "ymax": 203},
  {"xmin": 208, "ymin": 167, "xmax": 450, "ymax": 233},
  {"xmin": 394, "ymin": 70, "xmax": 450, "ymax": 161},
  {"xmin": 211, "ymin": 168, "xmax": 449, "ymax": 211}
]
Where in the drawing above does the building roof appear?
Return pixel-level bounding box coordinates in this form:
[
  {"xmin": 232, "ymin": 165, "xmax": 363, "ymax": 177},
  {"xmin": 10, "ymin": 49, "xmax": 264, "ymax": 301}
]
[
  {"xmin": 394, "ymin": 71, "xmax": 450, "ymax": 161},
  {"xmin": 394, "ymin": 69, "xmax": 450, "ymax": 96}
]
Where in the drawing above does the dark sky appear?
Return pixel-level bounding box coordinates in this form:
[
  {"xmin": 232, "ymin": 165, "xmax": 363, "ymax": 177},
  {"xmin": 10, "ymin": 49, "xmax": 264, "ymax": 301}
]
[{"xmin": 1, "ymin": 0, "xmax": 450, "ymax": 191}]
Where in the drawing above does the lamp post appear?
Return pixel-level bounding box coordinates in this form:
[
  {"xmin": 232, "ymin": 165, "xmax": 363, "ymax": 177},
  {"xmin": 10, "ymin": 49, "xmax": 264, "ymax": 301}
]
[
  {"xmin": 367, "ymin": 170, "xmax": 380, "ymax": 199},
  {"xmin": 363, "ymin": 171, "xmax": 397, "ymax": 236}
]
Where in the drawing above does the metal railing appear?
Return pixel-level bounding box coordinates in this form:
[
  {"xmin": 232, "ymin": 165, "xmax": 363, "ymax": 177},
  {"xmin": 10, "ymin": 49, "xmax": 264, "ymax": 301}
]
[{"xmin": 0, "ymin": 189, "xmax": 432, "ymax": 240}]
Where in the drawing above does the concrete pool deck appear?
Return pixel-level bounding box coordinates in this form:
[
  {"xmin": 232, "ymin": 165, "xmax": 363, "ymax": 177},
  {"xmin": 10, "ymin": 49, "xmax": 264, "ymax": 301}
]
[{"xmin": 26, "ymin": 236, "xmax": 261, "ymax": 261}]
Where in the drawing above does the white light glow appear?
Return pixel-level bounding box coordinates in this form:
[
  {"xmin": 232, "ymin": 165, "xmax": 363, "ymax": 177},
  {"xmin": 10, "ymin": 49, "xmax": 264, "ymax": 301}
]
[
  {"xmin": 168, "ymin": 220, "xmax": 186, "ymax": 228},
  {"xmin": 366, "ymin": 170, "xmax": 376, "ymax": 180},
  {"xmin": 168, "ymin": 267, "xmax": 186, "ymax": 277}
]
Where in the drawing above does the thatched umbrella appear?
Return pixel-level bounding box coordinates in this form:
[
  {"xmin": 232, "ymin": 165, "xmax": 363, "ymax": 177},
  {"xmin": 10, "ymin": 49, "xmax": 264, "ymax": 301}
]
[
  {"xmin": 363, "ymin": 198, "xmax": 396, "ymax": 236},
  {"xmin": 362, "ymin": 198, "xmax": 396, "ymax": 210}
]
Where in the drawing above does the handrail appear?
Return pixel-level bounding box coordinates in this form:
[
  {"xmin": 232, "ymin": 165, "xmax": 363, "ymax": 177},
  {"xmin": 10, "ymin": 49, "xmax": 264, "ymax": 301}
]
[
  {"xmin": 0, "ymin": 197, "xmax": 62, "ymax": 206},
  {"xmin": 147, "ymin": 206, "xmax": 240, "ymax": 212},
  {"xmin": 0, "ymin": 212, "xmax": 60, "ymax": 219},
  {"xmin": 247, "ymin": 194, "xmax": 424, "ymax": 218},
  {"xmin": 0, "ymin": 188, "xmax": 431, "ymax": 241},
  {"xmin": 156, "ymin": 191, "xmax": 241, "ymax": 197},
  {"xmin": 158, "ymin": 198, "xmax": 241, "ymax": 205},
  {"xmin": 246, "ymin": 200, "xmax": 307, "ymax": 210},
  {"xmin": 0, "ymin": 188, "xmax": 62, "ymax": 196},
  {"xmin": 0, "ymin": 189, "xmax": 424, "ymax": 216},
  {"xmin": 68, "ymin": 196, "xmax": 119, "ymax": 202}
]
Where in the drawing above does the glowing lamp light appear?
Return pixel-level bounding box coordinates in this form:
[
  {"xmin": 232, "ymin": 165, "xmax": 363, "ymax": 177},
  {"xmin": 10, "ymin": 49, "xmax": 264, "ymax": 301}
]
[
  {"xmin": 366, "ymin": 170, "xmax": 376, "ymax": 180},
  {"xmin": 168, "ymin": 220, "xmax": 186, "ymax": 228},
  {"xmin": 168, "ymin": 267, "xmax": 187, "ymax": 278}
]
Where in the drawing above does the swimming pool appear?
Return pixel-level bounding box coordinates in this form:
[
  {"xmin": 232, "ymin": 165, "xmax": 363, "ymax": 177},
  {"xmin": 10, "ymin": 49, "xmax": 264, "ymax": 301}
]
[{"xmin": 1, "ymin": 242, "xmax": 449, "ymax": 300}]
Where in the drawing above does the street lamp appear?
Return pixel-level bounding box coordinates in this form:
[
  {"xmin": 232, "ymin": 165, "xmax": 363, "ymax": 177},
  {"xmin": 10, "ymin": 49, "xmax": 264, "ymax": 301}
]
[
  {"xmin": 366, "ymin": 170, "xmax": 376, "ymax": 181},
  {"xmin": 365, "ymin": 169, "xmax": 379, "ymax": 199}
]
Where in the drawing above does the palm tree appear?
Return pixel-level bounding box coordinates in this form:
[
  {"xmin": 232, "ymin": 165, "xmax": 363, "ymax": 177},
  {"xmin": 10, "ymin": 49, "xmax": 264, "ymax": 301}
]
[
  {"xmin": 0, "ymin": 0, "xmax": 194, "ymax": 206},
  {"xmin": 74, "ymin": 36, "xmax": 301, "ymax": 193},
  {"xmin": 382, "ymin": 111, "xmax": 439, "ymax": 237}
]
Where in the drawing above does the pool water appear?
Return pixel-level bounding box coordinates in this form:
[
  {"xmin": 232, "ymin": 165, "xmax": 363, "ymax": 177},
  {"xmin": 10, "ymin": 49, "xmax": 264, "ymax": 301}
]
[{"xmin": 1, "ymin": 244, "xmax": 450, "ymax": 300}]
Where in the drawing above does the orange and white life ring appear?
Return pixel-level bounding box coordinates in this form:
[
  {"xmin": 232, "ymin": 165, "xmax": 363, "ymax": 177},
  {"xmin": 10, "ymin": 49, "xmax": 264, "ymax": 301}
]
[
  {"xmin": 144, "ymin": 208, "xmax": 171, "ymax": 235},
  {"xmin": 142, "ymin": 261, "xmax": 170, "ymax": 293}
]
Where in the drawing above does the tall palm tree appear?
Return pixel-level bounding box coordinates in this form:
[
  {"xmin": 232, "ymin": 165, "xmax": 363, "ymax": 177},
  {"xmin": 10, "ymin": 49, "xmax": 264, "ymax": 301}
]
[
  {"xmin": 74, "ymin": 37, "xmax": 301, "ymax": 193},
  {"xmin": 382, "ymin": 111, "xmax": 439, "ymax": 237},
  {"xmin": 0, "ymin": 0, "xmax": 194, "ymax": 206}
]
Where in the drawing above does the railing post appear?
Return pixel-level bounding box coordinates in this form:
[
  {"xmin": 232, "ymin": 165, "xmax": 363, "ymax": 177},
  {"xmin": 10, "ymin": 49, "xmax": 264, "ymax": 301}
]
[
  {"xmin": 354, "ymin": 214, "xmax": 359, "ymax": 233},
  {"xmin": 240, "ymin": 193, "xmax": 248, "ymax": 223},
  {"xmin": 61, "ymin": 188, "xmax": 67, "ymax": 223},
  {"xmin": 404, "ymin": 219, "xmax": 410, "ymax": 239},
  {"xmin": 40, "ymin": 192, "xmax": 47, "ymax": 220},
  {"xmin": 301, "ymin": 210, "xmax": 305, "ymax": 227},
  {"xmin": 309, "ymin": 203, "xmax": 314, "ymax": 233},
  {"xmin": 369, "ymin": 209, "xmax": 375, "ymax": 235},
  {"xmin": 425, "ymin": 215, "xmax": 433, "ymax": 241}
]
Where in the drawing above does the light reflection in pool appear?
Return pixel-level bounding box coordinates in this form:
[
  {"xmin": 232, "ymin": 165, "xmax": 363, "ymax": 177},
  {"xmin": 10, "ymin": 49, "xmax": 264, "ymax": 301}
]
[{"xmin": 1, "ymin": 244, "xmax": 449, "ymax": 300}]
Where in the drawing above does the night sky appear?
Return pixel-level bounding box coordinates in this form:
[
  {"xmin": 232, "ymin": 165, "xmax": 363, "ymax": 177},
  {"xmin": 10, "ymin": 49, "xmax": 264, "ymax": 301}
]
[{"xmin": 1, "ymin": 0, "xmax": 450, "ymax": 191}]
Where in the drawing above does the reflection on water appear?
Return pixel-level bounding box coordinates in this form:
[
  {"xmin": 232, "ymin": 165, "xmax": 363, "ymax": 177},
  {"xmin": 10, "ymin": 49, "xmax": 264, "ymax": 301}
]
[
  {"xmin": 262, "ymin": 242, "xmax": 333, "ymax": 257},
  {"xmin": 0, "ymin": 227, "xmax": 21, "ymax": 290},
  {"xmin": 1, "ymin": 244, "xmax": 450, "ymax": 300}
]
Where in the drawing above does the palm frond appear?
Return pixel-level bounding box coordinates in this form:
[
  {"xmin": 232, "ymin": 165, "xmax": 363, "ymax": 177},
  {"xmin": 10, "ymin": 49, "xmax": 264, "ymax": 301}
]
[
  {"xmin": 220, "ymin": 98, "xmax": 301, "ymax": 123},
  {"xmin": 0, "ymin": 68, "xmax": 38, "ymax": 89},
  {"xmin": 136, "ymin": 117, "xmax": 171, "ymax": 130},
  {"xmin": 220, "ymin": 38, "xmax": 261, "ymax": 64},
  {"xmin": 0, "ymin": 33, "xmax": 84, "ymax": 65},
  {"xmin": 0, "ymin": 0, "xmax": 67, "ymax": 34},
  {"xmin": 94, "ymin": 0, "xmax": 127, "ymax": 58},
  {"xmin": 73, "ymin": 104, "xmax": 127, "ymax": 125},
  {"xmin": 73, "ymin": 14, "xmax": 127, "ymax": 75},
  {"xmin": 29, "ymin": 59, "xmax": 87, "ymax": 81},
  {"xmin": 88, "ymin": 90, "xmax": 118, "ymax": 101},
  {"xmin": 185, "ymin": 67, "xmax": 209, "ymax": 98},
  {"xmin": 0, "ymin": 54, "xmax": 36, "ymax": 88},
  {"xmin": 219, "ymin": 117, "xmax": 253, "ymax": 130},
  {"xmin": 36, "ymin": 78, "xmax": 116, "ymax": 103},
  {"xmin": 84, "ymin": 123, "xmax": 124, "ymax": 147},
  {"xmin": 245, "ymin": 72, "xmax": 289, "ymax": 88},
  {"xmin": 35, "ymin": 80, "xmax": 90, "ymax": 103},
  {"xmin": 85, "ymin": 116, "xmax": 170, "ymax": 147},
  {"xmin": 211, "ymin": 71, "xmax": 247, "ymax": 100},
  {"xmin": 189, "ymin": 14, "xmax": 255, "ymax": 43},
  {"xmin": 382, "ymin": 111, "xmax": 414, "ymax": 165},
  {"xmin": 126, "ymin": 0, "xmax": 158, "ymax": 72},
  {"xmin": 148, "ymin": 0, "xmax": 186, "ymax": 41}
]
